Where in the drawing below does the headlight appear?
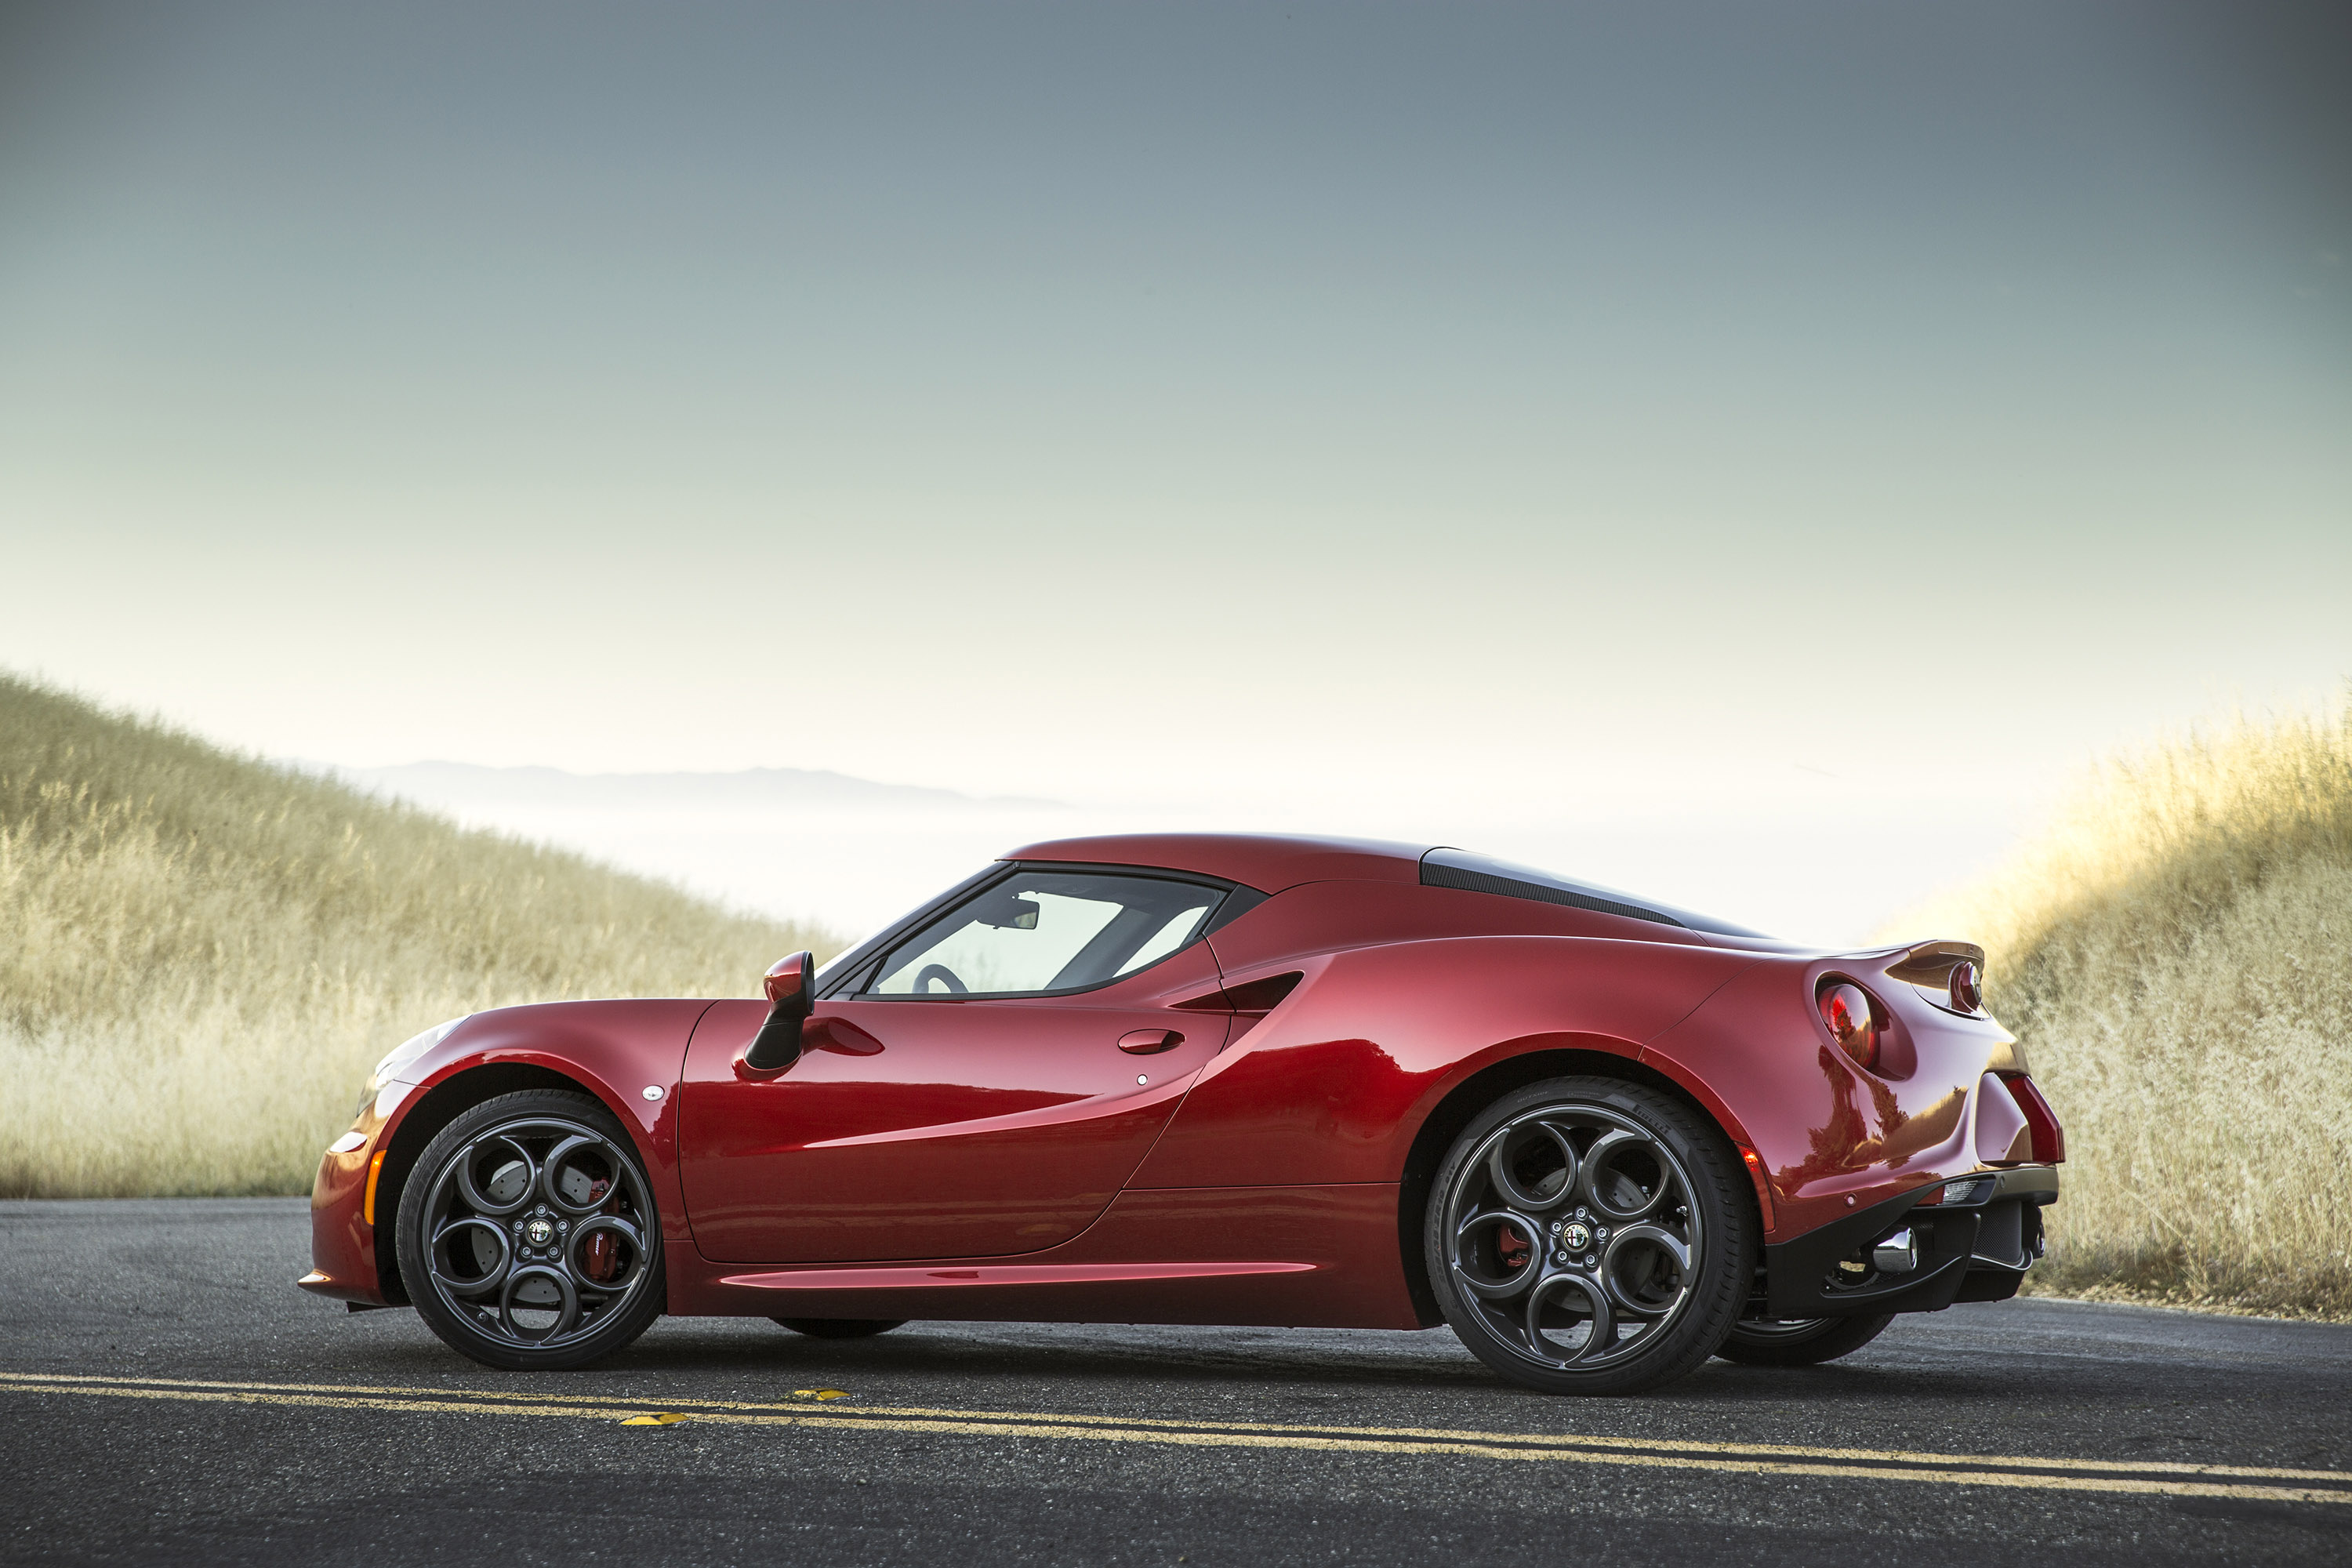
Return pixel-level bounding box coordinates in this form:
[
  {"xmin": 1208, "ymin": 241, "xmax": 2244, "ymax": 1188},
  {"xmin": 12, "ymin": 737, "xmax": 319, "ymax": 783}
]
[{"xmin": 356, "ymin": 1015, "xmax": 469, "ymax": 1115}]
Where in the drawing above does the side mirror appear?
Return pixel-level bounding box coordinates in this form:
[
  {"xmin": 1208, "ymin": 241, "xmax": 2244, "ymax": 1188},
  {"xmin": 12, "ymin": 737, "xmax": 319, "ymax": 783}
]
[{"xmin": 746, "ymin": 950, "xmax": 815, "ymax": 1070}]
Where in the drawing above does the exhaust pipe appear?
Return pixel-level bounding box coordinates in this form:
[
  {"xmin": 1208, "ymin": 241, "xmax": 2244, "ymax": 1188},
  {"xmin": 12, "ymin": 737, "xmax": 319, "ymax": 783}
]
[{"xmin": 1871, "ymin": 1227, "xmax": 1919, "ymax": 1276}]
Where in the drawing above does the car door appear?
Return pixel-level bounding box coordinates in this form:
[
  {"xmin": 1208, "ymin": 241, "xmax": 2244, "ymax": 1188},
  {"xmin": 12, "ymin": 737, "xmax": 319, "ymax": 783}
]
[{"xmin": 678, "ymin": 869, "xmax": 1237, "ymax": 1264}]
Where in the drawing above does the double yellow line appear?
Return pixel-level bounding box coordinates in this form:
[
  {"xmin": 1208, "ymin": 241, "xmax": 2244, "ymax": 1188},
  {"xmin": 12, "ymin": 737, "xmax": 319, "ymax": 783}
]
[{"xmin": 5, "ymin": 1370, "xmax": 2346, "ymax": 1507}]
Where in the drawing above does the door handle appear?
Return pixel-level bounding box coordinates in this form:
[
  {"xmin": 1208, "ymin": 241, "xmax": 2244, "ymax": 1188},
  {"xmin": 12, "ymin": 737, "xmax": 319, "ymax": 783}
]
[{"xmin": 1117, "ymin": 1028, "xmax": 1184, "ymax": 1054}]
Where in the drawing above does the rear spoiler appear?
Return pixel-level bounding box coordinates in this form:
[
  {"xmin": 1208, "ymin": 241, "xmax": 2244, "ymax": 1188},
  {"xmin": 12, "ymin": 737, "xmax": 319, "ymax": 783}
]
[
  {"xmin": 1869, "ymin": 938, "xmax": 2024, "ymax": 1071},
  {"xmin": 1883, "ymin": 939, "xmax": 1985, "ymax": 989}
]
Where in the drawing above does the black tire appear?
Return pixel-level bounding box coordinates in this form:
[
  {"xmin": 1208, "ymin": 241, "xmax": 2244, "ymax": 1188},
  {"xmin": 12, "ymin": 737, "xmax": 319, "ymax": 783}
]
[
  {"xmin": 1715, "ymin": 1312, "xmax": 1894, "ymax": 1367},
  {"xmin": 1425, "ymin": 1076, "xmax": 1755, "ymax": 1396},
  {"xmin": 771, "ymin": 1318, "xmax": 908, "ymax": 1339},
  {"xmin": 397, "ymin": 1088, "xmax": 666, "ymax": 1371}
]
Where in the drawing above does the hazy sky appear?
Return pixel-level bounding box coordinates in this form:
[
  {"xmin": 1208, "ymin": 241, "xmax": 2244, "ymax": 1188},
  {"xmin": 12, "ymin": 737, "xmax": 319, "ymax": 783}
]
[{"xmin": 3, "ymin": 3, "xmax": 2347, "ymax": 933}]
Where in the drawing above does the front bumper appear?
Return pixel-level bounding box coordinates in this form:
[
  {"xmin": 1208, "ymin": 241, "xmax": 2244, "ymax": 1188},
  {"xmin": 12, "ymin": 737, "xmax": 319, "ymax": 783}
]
[
  {"xmin": 1762, "ymin": 1164, "xmax": 2059, "ymax": 1319},
  {"xmin": 298, "ymin": 1109, "xmax": 400, "ymax": 1307}
]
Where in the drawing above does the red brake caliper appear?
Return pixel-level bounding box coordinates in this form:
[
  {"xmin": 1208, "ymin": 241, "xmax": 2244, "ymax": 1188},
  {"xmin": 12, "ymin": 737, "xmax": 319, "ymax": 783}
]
[
  {"xmin": 583, "ymin": 1178, "xmax": 618, "ymax": 1281},
  {"xmin": 1497, "ymin": 1222, "xmax": 1530, "ymax": 1272}
]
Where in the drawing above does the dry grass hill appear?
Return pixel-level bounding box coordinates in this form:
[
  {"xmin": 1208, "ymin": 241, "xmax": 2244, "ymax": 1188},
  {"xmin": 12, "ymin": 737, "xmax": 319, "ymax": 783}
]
[
  {"xmin": 0, "ymin": 674, "xmax": 835, "ymax": 1198},
  {"xmin": 1889, "ymin": 698, "xmax": 2352, "ymax": 1319}
]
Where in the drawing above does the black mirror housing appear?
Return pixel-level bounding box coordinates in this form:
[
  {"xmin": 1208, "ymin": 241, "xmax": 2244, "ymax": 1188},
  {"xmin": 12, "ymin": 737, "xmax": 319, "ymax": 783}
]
[{"xmin": 746, "ymin": 950, "xmax": 816, "ymax": 1070}]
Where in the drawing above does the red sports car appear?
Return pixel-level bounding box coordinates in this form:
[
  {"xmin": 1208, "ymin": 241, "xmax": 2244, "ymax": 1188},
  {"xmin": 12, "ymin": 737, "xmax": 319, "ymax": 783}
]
[{"xmin": 303, "ymin": 833, "xmax": 2063, "ymax": 1395}]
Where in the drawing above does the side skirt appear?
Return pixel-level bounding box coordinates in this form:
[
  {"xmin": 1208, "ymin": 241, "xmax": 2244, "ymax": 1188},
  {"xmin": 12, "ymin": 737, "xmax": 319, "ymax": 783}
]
[{"xmin": 665, "ymin": 1182, "xmax": 1425, "ymax": 1328}]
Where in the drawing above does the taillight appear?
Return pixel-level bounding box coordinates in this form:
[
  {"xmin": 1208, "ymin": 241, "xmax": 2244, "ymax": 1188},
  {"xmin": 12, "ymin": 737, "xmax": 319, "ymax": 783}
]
[
  {"xmin": 2001, "ymin": 1074, "xmax": 2065, "ymax": 1163},
  {"xmin": 1948, "ymin": 960, "xmax": 1983, "ymax": 1014},
  {"xmin": 1817, "ymin": 980, "xmax": 1879, "ymax": 1070}
]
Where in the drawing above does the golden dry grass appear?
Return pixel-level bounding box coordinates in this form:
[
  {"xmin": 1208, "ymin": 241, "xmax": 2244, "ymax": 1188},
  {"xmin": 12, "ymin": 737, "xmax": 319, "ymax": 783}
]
[
  {"xmin": 0, "ymin": 674, "xmax": 838, "ymax": 1197},
  {"xmin": 1886, "ymin": 697, "xmax": 2352, "ymax": 1319}
]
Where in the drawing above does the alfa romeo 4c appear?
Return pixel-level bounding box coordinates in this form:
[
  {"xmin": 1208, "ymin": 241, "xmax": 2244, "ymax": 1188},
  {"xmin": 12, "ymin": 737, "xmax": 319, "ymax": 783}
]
[{"xmin": 303, "ymin": 833, "xmax": 2063, "ymax": 1395}]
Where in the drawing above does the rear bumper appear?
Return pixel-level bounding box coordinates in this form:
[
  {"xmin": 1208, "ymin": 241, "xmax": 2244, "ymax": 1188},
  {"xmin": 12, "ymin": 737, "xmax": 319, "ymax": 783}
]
[{"xmin": 1763, "ymin": 1164, "xmax": 2059, "ymax": 1319}]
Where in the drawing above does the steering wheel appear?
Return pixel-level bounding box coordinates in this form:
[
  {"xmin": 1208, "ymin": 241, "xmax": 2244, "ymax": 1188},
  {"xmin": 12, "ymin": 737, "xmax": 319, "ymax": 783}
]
[{"xmin": 911, "ymin": 963, "xmax": 969, "ymax": 996}]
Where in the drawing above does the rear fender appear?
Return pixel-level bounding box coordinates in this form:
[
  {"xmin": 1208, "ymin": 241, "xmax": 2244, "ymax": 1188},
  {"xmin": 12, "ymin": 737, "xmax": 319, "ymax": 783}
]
[
  {"xmin": 1642, "ymin": 953, "xmax": 2023, "ymax": 1244},
  {"xmin": 1131, "ymin": 935, "xmax": 1759, "ymax": 1189}
]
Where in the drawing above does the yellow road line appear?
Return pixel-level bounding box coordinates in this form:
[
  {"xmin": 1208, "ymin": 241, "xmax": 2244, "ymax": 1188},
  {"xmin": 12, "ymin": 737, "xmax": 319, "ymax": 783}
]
[
  {"xmin": 2, "ymin": 1371, "xmax": 2344, "ymax": 1506},
  {"xmin": 2, "ymin": 1370, "xmax": 2335, "ymax": 1484}
]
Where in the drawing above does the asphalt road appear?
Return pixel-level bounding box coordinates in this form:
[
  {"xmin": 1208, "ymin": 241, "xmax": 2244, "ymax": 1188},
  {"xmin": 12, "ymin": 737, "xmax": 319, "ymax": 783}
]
[{"xmin": 2, "ymin": 1200, "xmax": 2348, "ymax": 1566}]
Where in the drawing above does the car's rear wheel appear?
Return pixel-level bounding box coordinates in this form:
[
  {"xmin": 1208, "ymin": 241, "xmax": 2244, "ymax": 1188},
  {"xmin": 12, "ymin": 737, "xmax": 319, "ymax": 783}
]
[
  {"xmin": 398, "ymin": 1089, "xmax": 666, "ymax": 1371},
  {"xmin": 1714, "ymin": 1312, "xmax": 1893, "ymax": 1366},
  {"xmin": 1426, "ymin": 1076, "xmax": 1755, "ymax": 1396},
  {"xmin": 771, "ymin": 1318, "xmax": 907, "ymax": 1339}
]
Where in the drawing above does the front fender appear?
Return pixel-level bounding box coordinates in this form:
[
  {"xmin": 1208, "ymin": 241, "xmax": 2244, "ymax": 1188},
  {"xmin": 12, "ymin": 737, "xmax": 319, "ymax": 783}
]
[
  {"xmin": 392, "ymin": 999, "xmax": 713, "ymax": 1247},
  {"xmin": 306, "ymin": 999, "xmax": 715, "ymax": 1306}
]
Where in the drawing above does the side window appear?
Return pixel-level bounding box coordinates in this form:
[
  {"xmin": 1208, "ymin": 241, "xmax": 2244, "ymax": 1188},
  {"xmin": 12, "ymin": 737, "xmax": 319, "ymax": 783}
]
[{"xmin": 866, "ymin": 871, "xmax": 1227, "ymax": 998}]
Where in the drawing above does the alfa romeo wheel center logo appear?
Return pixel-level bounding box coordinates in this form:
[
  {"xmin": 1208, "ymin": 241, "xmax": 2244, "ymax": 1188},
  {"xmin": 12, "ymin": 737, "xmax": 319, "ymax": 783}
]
[
  {"xmin": 1562, "ymin": 1221, "xmax": 1593, "ymax": 1252},
  {"xmin": 525, "ymin": 1218, "xmax": 555, "ymax": 1247}
]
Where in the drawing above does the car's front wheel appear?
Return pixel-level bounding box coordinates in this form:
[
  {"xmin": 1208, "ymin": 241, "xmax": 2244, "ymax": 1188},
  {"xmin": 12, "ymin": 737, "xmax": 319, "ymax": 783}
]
[
  {"xmin": 397, "ymin": 1089, "xmax": 666, "ymax": 1370},
  {"xmin": 1426, "ymin": 1076, "xmax": 1755, "ymax": 1396}
]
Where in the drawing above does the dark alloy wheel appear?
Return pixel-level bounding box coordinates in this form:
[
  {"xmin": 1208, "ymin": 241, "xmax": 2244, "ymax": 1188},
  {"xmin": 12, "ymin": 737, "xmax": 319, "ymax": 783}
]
[
  {"xmin": 771, "ymin": 1318, "xmax": 907, "ymax": 1339},
  {"xmin": 1715, "ymin": 1312, "xmax": 1894, "ymax": 1367},
  {"xmin": 398, "ymin": 1089, "xmax": 666, "ymax": 1370},
  {"xmin": 1426, "ymin": 1076, "xmax": 1755, "ymax": 1396}
]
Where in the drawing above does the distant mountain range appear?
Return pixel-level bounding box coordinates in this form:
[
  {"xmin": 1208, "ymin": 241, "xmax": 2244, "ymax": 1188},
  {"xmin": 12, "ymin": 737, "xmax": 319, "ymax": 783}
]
[{"xmin": 323, "ymin": 760, "xmax": 1067, "ymax": 814}]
